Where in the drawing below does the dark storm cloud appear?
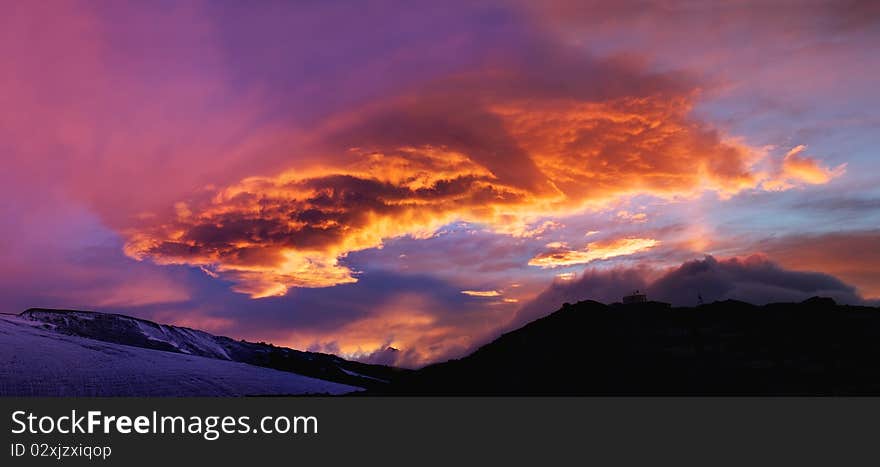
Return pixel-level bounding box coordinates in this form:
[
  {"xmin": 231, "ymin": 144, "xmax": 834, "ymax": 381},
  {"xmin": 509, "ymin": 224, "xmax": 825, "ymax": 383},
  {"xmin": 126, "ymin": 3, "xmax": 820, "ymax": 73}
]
[
  {"xmin": 754, "ymin": 230, "xmax": 880, "ymax": 298},
  {"xmin": 649, "ymin": 255, "xmax": 861, "ymax": 305},
  {"xmin": 514, "ymin": 255, "xmax": 866, "ymax": 329}
]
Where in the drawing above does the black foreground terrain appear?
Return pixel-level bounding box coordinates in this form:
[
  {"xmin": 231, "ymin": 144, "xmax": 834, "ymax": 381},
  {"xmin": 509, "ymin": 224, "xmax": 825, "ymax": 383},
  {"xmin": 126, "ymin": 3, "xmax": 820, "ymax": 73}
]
[{"xmin": 378, "ymin": 297, "xmax": 880, "ymax": 395}]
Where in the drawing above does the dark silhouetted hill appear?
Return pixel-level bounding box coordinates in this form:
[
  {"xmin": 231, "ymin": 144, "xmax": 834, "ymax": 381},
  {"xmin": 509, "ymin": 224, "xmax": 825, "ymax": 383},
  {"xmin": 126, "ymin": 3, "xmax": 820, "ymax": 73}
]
[{"xmin": 379, "ymin": 297, "xmax": 880, "ymax": 395}]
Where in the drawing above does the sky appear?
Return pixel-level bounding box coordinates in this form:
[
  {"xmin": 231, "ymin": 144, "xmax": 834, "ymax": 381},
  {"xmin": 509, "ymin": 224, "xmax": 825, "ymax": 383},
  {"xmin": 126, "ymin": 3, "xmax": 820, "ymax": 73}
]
[{"xmin": 1, "ymin": 0, "xmax": 878, "ymax": 367}]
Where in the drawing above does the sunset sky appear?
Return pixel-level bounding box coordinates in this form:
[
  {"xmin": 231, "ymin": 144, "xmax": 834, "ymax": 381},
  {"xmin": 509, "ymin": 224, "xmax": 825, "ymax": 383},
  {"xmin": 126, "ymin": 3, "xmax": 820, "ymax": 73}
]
[{"xmin": 2, "ymin": 0, "xmax": 878, "ymax": 366}]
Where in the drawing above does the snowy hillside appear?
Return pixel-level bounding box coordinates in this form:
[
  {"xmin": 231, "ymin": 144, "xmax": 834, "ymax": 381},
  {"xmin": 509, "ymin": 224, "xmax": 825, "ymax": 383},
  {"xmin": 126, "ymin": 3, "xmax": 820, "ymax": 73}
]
[
  {"xmin": 15, "ymin": 308, "xmax": 404, "ymax": 389},
  {"xmin": 0, "ymin": 314, "xmax": 361, "ymax": 396},
  {"xmin": 21, "ymin": 309, "xmax": 234, "ymax": 359}
]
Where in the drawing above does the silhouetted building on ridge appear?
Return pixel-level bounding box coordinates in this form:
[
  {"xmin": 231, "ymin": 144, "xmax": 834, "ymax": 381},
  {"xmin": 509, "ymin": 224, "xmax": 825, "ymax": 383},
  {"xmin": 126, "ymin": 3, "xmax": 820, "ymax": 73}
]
[{"xmin": 622, "ymin": 290, "xmax": 647, "ymax": 304}]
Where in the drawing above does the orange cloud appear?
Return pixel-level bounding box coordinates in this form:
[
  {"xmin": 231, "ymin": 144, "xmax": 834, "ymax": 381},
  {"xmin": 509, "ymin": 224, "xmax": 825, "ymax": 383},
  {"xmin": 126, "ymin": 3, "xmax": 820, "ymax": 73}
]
[
  {"xmin": 763, "ymin": 145, "xmax": 846, "ymax": 191},
  {"xmin": 491, "ymin": 96, "xmax": 765, "ymax": 201},
  {"xmin": 123, "ymin": 55, "xmax": 842, "ymax": 297},
  {"xmin": 281, "ymin": 293, "xmax": 504, "ymax": 367},
  {"xmin": 461, "ymin": 290, "xmax": 503, "ymax": 297},
  {"xmin": 529, "ymin": 237, "xmax": 660, "ymax": 268},
  {"xmin": 616, "ymin": 210, "xmax": 648, "ymax": 222},
  {"xmin": 124, "ymin": 147, "xmax": 535, "ymax": 297}
]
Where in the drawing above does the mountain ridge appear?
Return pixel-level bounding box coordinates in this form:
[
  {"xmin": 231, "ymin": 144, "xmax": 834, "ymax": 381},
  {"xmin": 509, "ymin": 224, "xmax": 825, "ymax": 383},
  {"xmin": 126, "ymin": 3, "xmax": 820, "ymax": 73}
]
[
  {"xmin": 378, "ymin": 296, "xmax": 880, "ymax": 395},
  {"xmin": 8, "ymin": 297, "xmax": 880, "ymax": 395},
  {"xmin": 14, "ymin": 308, "xmax": 405, "ymax": 390},
  {"xmin": 0, "ymin": 313, "xmax": 360, "ymax": 396}
]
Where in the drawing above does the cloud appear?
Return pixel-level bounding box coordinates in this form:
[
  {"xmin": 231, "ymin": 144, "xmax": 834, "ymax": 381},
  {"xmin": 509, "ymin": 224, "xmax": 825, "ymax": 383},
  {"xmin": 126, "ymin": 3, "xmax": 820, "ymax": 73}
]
[
  {"xmin": 123, "ymin": 149, "xmax": 532, "ymax": 297},
  {"xmin": 649, "ymin": 254, "xmax": 862, "ymax": 305},
  {"xmin": 528, "ymin": 237, "xmax": 659, "ymax": 268},
  {"xmin": 616, "ymin": 210, "xmax": 647, "ymax": 222},
  {"xmin": 0, "ymin": 0, "xmax": 857, "ymax": 307},
  {"xmin": 350, "ymin": 346, "xmax": 402, "ymax": 367},
  {"xmin": 289, "ymin": 290, "xmax": 508, "ymax": 368},
  {"xmin": 461, "ymin": 290, "xmax": 502, "ymax": 297},
  {"xmin": 0, "ymin": 189, "xmax": 193, "ymax": 313},
  {"xmin": 755, "ymin": 230, "xmax": 880, "ymax": 299},
  {"xmin": 516, "ymin": 255, "xmax": 866, "ymax": 327},
  {"xmin": 763, "ymin": 145, "xmax": 846, "ymax": 190},
  {"xmin": 123, "ymin": 51, "xmax": 830, "ymax": 296}
]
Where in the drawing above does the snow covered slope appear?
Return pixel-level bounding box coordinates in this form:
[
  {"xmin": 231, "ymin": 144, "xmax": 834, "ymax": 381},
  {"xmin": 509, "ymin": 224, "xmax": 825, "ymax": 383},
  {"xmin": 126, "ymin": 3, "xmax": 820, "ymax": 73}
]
[
  {"xmin": 15, "ymin": 308, "xmax": 404, "ymax": 389},
  {"xmin": 0, "ymin": 314, "xmax": 361, "ymax": 396},
  {"xmin": 20, "ymin": 309, "xmax": 233, "ymax": 359}
]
